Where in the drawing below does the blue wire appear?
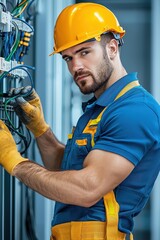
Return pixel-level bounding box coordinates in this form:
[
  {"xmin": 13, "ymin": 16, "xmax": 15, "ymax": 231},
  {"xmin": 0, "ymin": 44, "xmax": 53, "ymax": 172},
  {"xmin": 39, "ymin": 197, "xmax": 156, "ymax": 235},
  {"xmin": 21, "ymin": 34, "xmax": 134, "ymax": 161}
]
[
  {"xmin": 0, "ymin": 2, "xmax": 7, "ymax": 12},
  {"xmin": 3, "ymin": 33, "xmax": 9, "ymax": 59},
  {"xmin": 26, "ymin": 0, "xmax": 36, "ymax": 19},
  {"xmin": 12, "ymin": 17, "xmax": 34, "ymax": 33},
  {"xmin": 1, "ymin": 65, "xmax": 35, "ymax": 92},
  {"xmin": 14, "ymin": 31, "xmax": 24, "ymax": 61},
  {"xmin": 1, "ymin": 65, "xmax": 35, "ymax": 131}
]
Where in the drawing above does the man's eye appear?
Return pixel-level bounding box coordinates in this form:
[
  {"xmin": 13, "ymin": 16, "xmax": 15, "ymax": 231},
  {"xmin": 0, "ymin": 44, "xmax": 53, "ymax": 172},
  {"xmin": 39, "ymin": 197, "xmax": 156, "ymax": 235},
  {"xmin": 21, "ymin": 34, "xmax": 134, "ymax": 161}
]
[
  {"xmin": 81, "ymin": 51, "xmax": 89, "ymax": 56},
  {"xmin": 63, "ymin": 57, "xmax": 71, "ymax": 62}
]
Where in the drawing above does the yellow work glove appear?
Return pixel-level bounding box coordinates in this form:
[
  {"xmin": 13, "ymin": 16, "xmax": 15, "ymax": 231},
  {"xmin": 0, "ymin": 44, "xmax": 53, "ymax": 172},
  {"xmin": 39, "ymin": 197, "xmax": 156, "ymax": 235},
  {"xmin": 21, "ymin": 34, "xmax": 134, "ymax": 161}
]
[
  {"xmin": 9, "ymin": 86, "xmax": 49, "ymax": 138},
  {"xmin": 0, "ymin": 120, "xmax": 28, "ymax": 174}
]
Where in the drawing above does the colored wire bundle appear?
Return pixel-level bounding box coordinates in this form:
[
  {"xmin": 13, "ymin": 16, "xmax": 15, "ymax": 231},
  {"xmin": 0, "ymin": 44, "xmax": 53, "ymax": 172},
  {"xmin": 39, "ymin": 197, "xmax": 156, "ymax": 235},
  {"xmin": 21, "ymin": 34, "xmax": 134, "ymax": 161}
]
[
  {"xmin": 11, "ymin": 0, "xmax": 30, "ymax": 18},
  {"xmin": 0, "ymin": 0, "xmax": 35, "ymax": 63},
  {"xmin": 12, "ymin": 17, "xmax": 34, "ymax": 33},
  {"xmin": 0, "ymin": 64, "xmax": 35, "ymax": 154},
  {"xmin": 0, "ymin": 0, "xmax": 36, "ymax": 154},
  {"xmin": 0, "ymin": 1, "xmax": 38, "ymax": 238},
  {"xmin": 6, "ymin": 21, "xmax": 20, "ymax": 61}
]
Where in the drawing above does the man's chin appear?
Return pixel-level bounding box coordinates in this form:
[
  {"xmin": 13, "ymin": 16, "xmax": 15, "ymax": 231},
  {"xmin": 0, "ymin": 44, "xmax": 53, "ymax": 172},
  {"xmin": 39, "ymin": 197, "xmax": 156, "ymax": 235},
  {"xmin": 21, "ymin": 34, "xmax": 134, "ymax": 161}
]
[
  {"xmin": 79, "ymin": 87, "xmax": 95, "ymax": 95},
  {"xmin": 77, "ymin": 81, "xmax": 98, "ymax": 94}
]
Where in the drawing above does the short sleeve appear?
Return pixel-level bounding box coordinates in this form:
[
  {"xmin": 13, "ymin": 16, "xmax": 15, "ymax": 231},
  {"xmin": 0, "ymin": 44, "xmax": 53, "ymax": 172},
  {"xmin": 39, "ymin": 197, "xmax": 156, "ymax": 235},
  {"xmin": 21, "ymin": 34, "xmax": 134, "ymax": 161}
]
[{"xmin": 93, "ymin": 101, "xmax": 159, "ymax": 166}]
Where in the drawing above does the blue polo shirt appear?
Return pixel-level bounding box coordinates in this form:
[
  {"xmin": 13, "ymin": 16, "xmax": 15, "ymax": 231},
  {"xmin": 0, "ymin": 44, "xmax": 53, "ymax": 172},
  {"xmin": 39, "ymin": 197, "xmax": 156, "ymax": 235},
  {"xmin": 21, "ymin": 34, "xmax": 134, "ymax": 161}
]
[{"xmin": 51, "ymin": 72, "xmax": 160, "ymax": 234}]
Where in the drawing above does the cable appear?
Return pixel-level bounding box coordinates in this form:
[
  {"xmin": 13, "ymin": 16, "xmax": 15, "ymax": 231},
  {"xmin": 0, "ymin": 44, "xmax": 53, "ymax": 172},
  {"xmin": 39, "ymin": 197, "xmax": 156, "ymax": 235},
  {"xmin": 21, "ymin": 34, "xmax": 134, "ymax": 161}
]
[
  {"xmin": 0, "ymin": 1, "xmax": 35, "ymax": 155},
  {"xmin": 1, "ymin": 32, "xmax": 9, "ymax": 59},
  {"xmin": 0, "ymin": 1, "xmax": 38, "ymax": 237},
  {"xmin": 0, "ymin": 64, "xmax": 35, "ymax": 81},
  {"xmin": 6, "ymin": 120, "xmax": 32, "ymax": 154},
  {"xmin": 18, "ymin": 0, "xmax": 29, "ymax": 8},
  {"xmin": 26, "ymin": 0, "xmax": 37, "ymax": 21},
  {"xmin": 0, "ymin": 65, "xmax": 35, "ymax": 154},
  {"xmin": 0, "ymin": 64, "xmax": 34, "ymax": 127},
  {"xmin": 5, "ymin": 21, "xmax": 20, "ymax": 61},
  {"xmin": 0, "ymin": 2, "xmax": 7, "ymax": 12},
  {"xmin": 12, "ymin": 17, "xmax": 34, "ymax": 33},
  {"xmin": 14, "ymin": 3, "xmax": 28, "ymax": 18},
  {"xmin": 11, "ymin": 0, "xmax": 30, "ymax": 17},
  {"xmin": 14, "ymin": 30, "xmax": 25, "ymax": 61},
  {"xmin": 12, "ymin": 0, "xmax": 26, "ymax": 14}
]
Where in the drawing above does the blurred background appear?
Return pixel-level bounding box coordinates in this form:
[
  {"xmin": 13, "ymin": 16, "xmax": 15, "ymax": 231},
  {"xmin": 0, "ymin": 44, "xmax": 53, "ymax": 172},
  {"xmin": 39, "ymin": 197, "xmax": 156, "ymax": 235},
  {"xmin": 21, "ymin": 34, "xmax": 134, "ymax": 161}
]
[{"xmin": 0, "ymin": 0, "xmax": 159, "ymax": 239}]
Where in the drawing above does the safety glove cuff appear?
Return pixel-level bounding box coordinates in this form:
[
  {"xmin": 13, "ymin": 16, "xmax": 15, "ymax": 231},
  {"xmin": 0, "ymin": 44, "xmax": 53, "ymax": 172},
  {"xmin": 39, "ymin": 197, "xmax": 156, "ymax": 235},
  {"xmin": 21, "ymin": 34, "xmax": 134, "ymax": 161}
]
[
  {"xmin": 2, "ymin": 150, "xmax": 28, "ymax": 175},
  {"xmin": 27, "ymin": 120, "xmax": 49, "ymax": 138}
]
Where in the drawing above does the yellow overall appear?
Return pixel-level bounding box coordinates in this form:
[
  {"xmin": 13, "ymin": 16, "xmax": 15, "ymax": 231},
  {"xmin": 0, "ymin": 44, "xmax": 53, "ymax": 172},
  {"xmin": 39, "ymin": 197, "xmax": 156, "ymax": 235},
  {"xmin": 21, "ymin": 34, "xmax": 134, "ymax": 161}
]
[{"xmin": 51, "ymin": 81, "xmax": 139, "ymax": 240}]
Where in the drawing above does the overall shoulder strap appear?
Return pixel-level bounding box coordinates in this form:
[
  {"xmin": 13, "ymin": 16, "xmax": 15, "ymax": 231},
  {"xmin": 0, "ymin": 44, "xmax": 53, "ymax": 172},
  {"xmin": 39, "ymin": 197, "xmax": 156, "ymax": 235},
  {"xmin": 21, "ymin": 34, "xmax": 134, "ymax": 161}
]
[
  {"xmin": 98, "ymin": 81, "xmax": 139, "ymax": 240},
  {"xmin": 83, "ymin": 80, "xmax": 140, "ymax": 147},
  {"xmin": 98, "ymin": 80, "xmax": 140, "ymax": 120}
]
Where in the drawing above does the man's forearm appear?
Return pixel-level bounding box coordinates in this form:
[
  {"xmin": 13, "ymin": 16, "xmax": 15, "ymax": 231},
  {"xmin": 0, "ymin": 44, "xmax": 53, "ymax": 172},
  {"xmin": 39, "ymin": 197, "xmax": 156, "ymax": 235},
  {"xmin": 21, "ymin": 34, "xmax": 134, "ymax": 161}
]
[
  {"xmin": 12, "ymin": 161, "xmax": 98, "ymax": 207},
  {"xmin": 36, "ymin": 128, "xmax": 65, "ymax": 170}
]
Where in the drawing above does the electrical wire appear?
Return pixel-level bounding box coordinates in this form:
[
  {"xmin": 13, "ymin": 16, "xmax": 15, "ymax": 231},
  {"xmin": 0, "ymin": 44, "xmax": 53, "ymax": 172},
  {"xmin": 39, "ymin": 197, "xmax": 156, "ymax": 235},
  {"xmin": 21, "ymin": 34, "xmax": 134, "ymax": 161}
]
[
  {"xmin": 12, "ymin": 17, "xmax": 34, "ymax": 33},
  {"xmin": 14, "ymin": 3, "xmax": 28, "ymax": 18},
  {"xmin": 0, "ymin": 1, "xmax": 38, "ymax": 237},
  {"xmin": 0, "ymin": 65, "xmax": 35, "ymax": 154},
  {"xmin": 18, "ymin": 0, "xmax": 29, "ymax": 8},
  {"xmin": 26, "ymin": 0, "xmax": 37, "ymax": 21},
  {"xmin": 0, "ymin": 2, "xmax": 7, "ymax": 12},
  {"xmin": 11, "ymin": 0, "xmax": 30, "ymax": 17},
  {"xmin": 0, "ymin": 1, "xmax": 34, "ymax": 64},
  {"xmin": 6, "ymin": 21, "xmax": 20, "ymax": 61},
  {"xmin": 1, "ymin": 65, "xmax": 34, "ymax": 127},
  {"xmin": 0, "ymin": 1, "xmax": 35, "ymax": 153},
  {"xmin": 6, "ymin": 121, "xmax": 31, "ymax": 154},
  {"xmin": 1, "ymin": 32, "xmax": 9, "ymax": 59},
  {"xmin": 12, "ymin": 0, "xmax": 25, "ymax": 14},
  {"xmin": 10, "ymin": 123, "xmax": 31, "ymax": 154},
  {"xmin": 0, "ymin": 63, "xmax": 34, "ymax": 81}
]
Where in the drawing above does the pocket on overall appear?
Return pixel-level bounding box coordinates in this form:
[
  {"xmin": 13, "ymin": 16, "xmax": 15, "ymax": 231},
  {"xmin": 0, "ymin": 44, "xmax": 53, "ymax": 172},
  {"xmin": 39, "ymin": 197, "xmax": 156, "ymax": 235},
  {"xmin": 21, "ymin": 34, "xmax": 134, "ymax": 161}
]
[{"xmin": 71, "ymin": 134, "xmax": 92, "ymax": 170}]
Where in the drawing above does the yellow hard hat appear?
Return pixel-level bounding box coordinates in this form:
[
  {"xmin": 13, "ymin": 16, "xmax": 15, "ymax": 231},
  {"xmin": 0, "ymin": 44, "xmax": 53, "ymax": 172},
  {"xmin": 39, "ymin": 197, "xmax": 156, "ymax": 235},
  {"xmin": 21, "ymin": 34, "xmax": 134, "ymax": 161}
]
[{"xmin": 49, "ymin": 2, "xmax": 125, "ymax": 55}]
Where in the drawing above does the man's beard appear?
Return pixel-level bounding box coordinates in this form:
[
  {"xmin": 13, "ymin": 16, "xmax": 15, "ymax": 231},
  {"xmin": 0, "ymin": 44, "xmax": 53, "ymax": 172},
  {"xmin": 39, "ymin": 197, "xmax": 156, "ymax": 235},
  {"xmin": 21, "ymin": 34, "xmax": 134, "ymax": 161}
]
[{"xmin": 74, "ymin": 54, "xmax": 113, "ymax": 95}]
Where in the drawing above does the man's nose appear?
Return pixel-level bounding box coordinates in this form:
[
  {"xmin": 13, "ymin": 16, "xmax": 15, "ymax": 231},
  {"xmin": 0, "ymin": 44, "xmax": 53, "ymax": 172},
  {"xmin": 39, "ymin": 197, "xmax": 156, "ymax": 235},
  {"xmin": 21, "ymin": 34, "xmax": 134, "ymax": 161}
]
[{"xmin": 71, "ymin": 58, "xmax": 84, "ymax": 73}]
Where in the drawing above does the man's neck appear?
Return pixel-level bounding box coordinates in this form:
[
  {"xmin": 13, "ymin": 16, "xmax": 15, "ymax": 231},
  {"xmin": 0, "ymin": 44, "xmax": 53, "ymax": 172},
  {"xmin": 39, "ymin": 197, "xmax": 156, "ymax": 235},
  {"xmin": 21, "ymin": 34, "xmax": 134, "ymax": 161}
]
[{"xmin": 95, "ymin": 67, "xmax": 127, "ymax": 99}]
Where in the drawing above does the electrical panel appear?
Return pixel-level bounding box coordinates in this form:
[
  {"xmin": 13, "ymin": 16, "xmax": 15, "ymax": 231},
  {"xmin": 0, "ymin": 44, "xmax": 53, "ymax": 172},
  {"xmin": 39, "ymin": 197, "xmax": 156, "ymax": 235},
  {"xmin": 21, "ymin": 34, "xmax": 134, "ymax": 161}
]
[
  {"xmin": 0, "ymin": 1, "xmax": 38, "ymax": 240},
  {"xmin": 0, "ymin": 0, "xmax": 36, "ymax": 153}
]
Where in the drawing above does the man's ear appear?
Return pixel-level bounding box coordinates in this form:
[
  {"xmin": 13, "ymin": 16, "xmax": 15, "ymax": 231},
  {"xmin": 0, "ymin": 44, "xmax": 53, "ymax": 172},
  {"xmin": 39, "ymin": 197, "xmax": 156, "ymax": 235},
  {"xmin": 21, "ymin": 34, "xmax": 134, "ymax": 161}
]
[{"xmin": 106, "ymin": 39, "xmax": 118, "ymax": 60}]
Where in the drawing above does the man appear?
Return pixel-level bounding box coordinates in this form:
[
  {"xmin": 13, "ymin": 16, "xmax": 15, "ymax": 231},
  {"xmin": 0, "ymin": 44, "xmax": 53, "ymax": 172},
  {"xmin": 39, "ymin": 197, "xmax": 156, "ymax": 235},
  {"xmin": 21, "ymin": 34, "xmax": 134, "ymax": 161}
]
[{"xmin": 0, "ymin": 3, "xmax": 160, "ymax": 240}]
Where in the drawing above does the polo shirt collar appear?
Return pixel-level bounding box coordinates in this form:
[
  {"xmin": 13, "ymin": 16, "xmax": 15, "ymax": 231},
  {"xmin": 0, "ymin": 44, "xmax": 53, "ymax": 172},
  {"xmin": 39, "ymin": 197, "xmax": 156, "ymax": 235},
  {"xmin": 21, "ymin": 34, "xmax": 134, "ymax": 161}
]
[{"xmin": 82, "ymin": 72, "xmax": 138, "ymax": 112}]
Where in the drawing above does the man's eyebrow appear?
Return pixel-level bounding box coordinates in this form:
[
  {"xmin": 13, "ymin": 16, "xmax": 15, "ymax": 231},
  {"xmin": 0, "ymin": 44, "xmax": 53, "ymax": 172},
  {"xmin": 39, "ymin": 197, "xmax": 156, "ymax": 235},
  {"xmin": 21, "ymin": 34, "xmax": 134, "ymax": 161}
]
[
  {"xmin": 62, "ymin": 47, "xmax": 91, "ymax": 59},
  {"xmin": 74, "ymin": 47, "xmax": 91, "ymax": 54}
]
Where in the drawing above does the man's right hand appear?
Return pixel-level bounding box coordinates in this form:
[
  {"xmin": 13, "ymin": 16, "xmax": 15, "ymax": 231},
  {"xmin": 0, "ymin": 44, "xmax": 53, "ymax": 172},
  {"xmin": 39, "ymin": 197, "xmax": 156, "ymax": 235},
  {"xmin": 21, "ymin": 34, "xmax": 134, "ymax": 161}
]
[
  {"xmin": 0, "ymin": 120, "xmax": 28, "ymax": 174},
  {"xmin": 9, "ymin": 86, "xmax": 49, "ymax": 138}
]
